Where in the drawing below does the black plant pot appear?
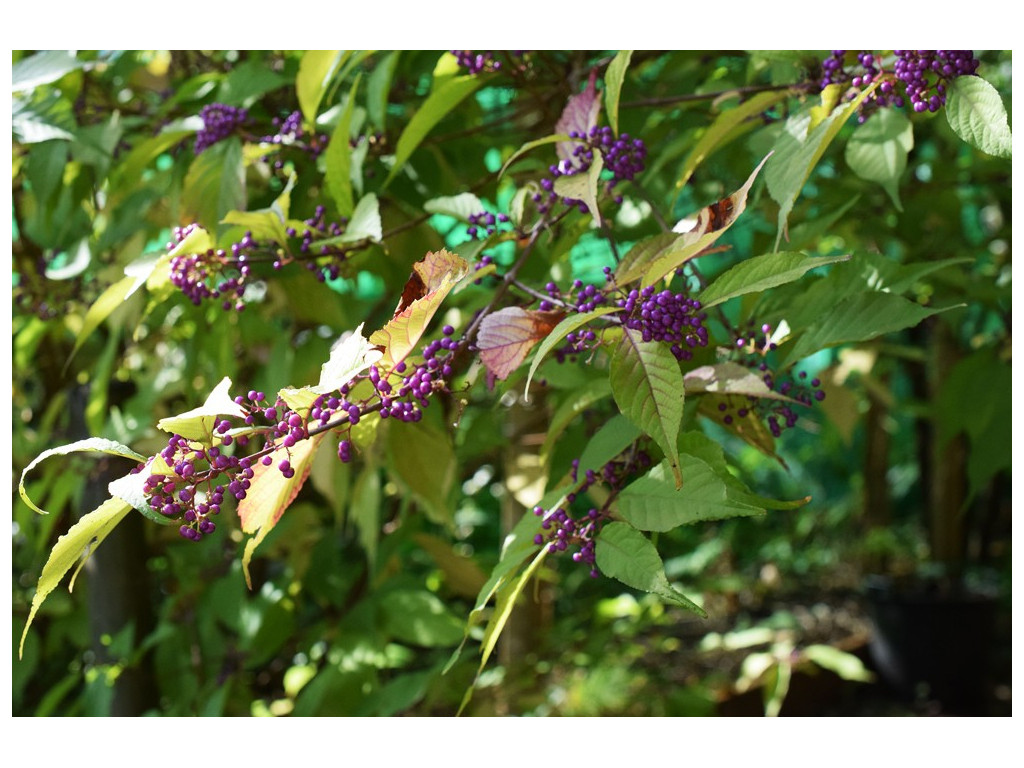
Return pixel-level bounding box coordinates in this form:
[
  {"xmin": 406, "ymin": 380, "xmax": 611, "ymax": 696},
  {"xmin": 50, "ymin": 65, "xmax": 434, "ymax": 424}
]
[{"xmin": 864, "ymin": 576, "xmax": 998, "ymax": 715}]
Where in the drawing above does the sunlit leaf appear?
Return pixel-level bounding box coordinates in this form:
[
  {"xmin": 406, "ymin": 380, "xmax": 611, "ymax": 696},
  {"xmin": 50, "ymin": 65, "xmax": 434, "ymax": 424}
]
[
  {"xmin": 369, "ymin": 250, "xmax": 469, "ymax": 374},
  {"xmin": 595, "ymin": 522, "xmax": 706, "ymax": 617},
  {"xmin": 604, "ymin": 51, "xmax": 633, "ymax": 137},
  {"xmin": 477, "ymin": 307, "xmax": 564, "ymax": 382},
  {"xmin": 20, "ymin": 497, "xmax": 132, "ymax": 657},
  {"xmin": 238, "ymin": 434, "xmax": 325, "ymax": 589},
  {"xmin": 12, "ymin": 50, "xmax": 84, "ymax": 92},
  {"xmin": 683, "ymin": 362, "xmax": 796, "ymax": 402},
  {"xmin": 19, "ymin": 438, "xmax": 145, "ymax": 515},
  {"xmin": 553, "ymin": 152, "xmax": 604, "ymax": 224},
  {"xmin": 297, "ymin": 50, "xmax": 346, "ymax": 125},
  {"xmin": 325, "ymin": 76, "xmax": 362, "ymax": 217},
  {"xmin": 156, "ymin": 377, "xmax": 247, "ymax": 443},
  {"xmin": 699, "ymin": 252, "xmax": 850, "ymax": 308},
  {"xmin": 423, "ymin": 192, "xmax": 485, "ymax": 222},
  {"xmin": 499, "ymin": 134, "xmax": 571, "ymax": 179},
  {"xmin": 313, "ymin": 323, "xmax": 383, "ymax": 395}
]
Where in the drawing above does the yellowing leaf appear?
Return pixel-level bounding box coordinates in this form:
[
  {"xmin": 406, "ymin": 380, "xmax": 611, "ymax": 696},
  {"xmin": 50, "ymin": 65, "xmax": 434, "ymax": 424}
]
[
  {"xmin": 369, "ymin": 250, "xmax": 469, "ymax": 374},
  {"xmin": 20, "ymin": 497, "xmax": 132, "ymax": 657},
  {"xmin": 238, "ymin": 434, "xmax": 325, "ymax": 589}
]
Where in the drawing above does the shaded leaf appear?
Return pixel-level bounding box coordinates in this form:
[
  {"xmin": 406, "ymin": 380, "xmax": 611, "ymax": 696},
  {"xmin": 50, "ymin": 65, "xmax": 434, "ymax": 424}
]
[
  {"xmin": 555, "ymin": 69, "xmax": 601, "ymax": 164},
  {"xmin": 784, "ymin": 292, "xmax": 961, "ymax": 365},
  {"xmin": 182, "ymin": 138, "xmax": 246, "ymax": 233},
  {"xmin": 238, "ymin": 434, "xmax": 324, "ymax": 589},
  {"xmin": 20, "ymin": 497, "xmax": 132, "ymax": 657},
  {"xmin": 477, "ymin": 307, "xmax": 564, "ymax": 382},
  {"xmin": 609, "ymin": 328, "xmax": 684, "ymax": 487},
  {"xmin": 675, "ymin": 88, "xmax": 795, "ymax": 195},
  {"xmin": 683, "ymin": 362, "xmax": 796, "ymax": 402},
  {"xmin": 595, "ymin": 522, "xmax": 706, "ymax": 617},
  {"xmin": 19, "ymin": 438, "xmax": 145, "ymax": 515},
  {"xmin": 387, "ymin": 74, "xmax": 484, "ymax": 184},
  {"xmin": 766, "ymin": 84, "xmax": 877, "ymax": 249},
  {"xmin": 379, "ymin": 590, "xmax": 465, "ymax": 648},
  {"xmin": 577, "ymin": 414, "xmax": 641, "ymax": 475},
  {"xmin": 616, "ymin": 457, "xmax": 764, "ymax": 532},
  {"xmin": 387, "ymin": 419, "xmax": 455, "ymax": 527},
  {"xmin": 845, "ymin": 109, "xmax": 913, "ymax": 210},
  {"xmin": 945, "ymin": 76, "xmax": 1012, "ymax": 159},
  {"xmin": 499, "ymin": 134, "xmax": 571, "ymax": 179}
]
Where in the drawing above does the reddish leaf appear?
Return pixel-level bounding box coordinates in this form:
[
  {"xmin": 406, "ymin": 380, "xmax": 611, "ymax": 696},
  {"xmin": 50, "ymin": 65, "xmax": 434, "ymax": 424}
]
[
  {"xmin": 555, "ymin": 69, "xmax": 601, "ymax": 166},
  {"xmin": 477, "ymin": 307, "xmax": 564, "ymax": 381}
]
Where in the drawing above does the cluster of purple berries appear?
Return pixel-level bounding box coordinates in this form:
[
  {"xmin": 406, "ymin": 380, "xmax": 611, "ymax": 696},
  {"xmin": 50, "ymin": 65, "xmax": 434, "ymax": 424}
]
[
  {"xmin": 140, "ymin": 433, "xmax": 254, "ymax": 541},
  {"xmin": 719, "ymin": 322, "xmax": 825, "ymax": 438},
  {"xmin": 820, "ymin": 50, "xmax": 979, "ymax": 117},
  {"xmin": 378, "ymin": 325, "xmax": 460, "ymax": 423},
  {"xmin": 533, "ymin": 125, "xmax": 648, "ymax": 215},
  {"xmin": 532, "ymin": 449, "xmax": 652, "ymax": 576},
  {"xmin": 466, "ymin": 211, "xmax": 510, "ymax": 240},
  {"xmin": 260, "ymin": 110, "xmax": 328, "ymax": 163},
  {"xmin": 168, "ymin": 225, "xmax": 256, "ymax": 312},
  {"xmin": 288, "ymin": 205, "xmax": 351, "ymax": 282},
  {"xmin": 194, "ymin": 103, "xmax": 249, "ymax": 154},
  {"xmin": 893, "ymin": 50, "xmax": 979, "ymax": 112},
  {"xmin": 619, "ymin": 286, "xmax": 709, "ymax": 361},
  {"xmin": 451, "ymin": 51, "xmax": 502, "ymax": 74}
]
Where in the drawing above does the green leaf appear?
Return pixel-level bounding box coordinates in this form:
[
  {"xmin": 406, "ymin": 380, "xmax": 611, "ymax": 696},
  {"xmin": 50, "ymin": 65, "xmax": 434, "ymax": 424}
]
[
  {"xmin": 617, "ymin": 457, "xmax": 764, "ymax": 532},
  {"xmin": 766, "ymin": 83, "xmax": 878, "ymax": 250},
  {"xmin": 325, "ymin": 76, "xmax": 362, "ymax": 217},
  {"xmin": 156, "ymin": 377, "xmax": 247, "ymax": 443},
  {"xmin": 19, "ymin": 438, "xmax": 145, "ymax": 515},
  {"xmin": 182, "ymin": 138, "xmax": 246, "ymax": 233},
  {"xmin": 423, "ymin": 192, "xmax": 485, "ymax": 222},
  {"xmin": 945, "ymin": 76, "xmax": 1012, "ymax": 159},
  {"xmin": 386, "ymin": 74, "xmax": 484, "ymax": 184},
  {"xmin": 297, "ymin": 51, "xmax": 346, "ymax": 124},
  {"xmin": 845, "ymin": 109, "xmax": 913, "ymax": 210},
  {"xmin": 683, "ymin": 362, "xmax": 796, "ymax": 402},
  {"xmin": 553, "ymin": 152, "xmax": 604, "ymax": 225},
  {"xmin": 524, "ymin": 307, "xmax": 622, "ymax": 400},
  {"xmin": 675, "ymin": 88, "xmax": 796, "ymax": 195},
  {"xmin": 802, "ymin": 644, "xmax": 874, "ymax": 682},
  {"xmin": 595, "ymin": 522, "xmax": 706, "ymax": 617},
  {"xmin": 111, "ymin": 129, "xmax": 191, "ymax": 193},
  {"xmin": 20, "ymin": 497, "xmax": 132, "ymax": 657},
  {"xmin": 344, "ymin": 193, "xmax": 382, "ymax": 243},
  {"xmin": 578, "ymin": 414, "xmax": 642, "ymax": 476},
  {"xmin": 604, "ymin": 50, "xmax": 633, "ymax": 136},
  {"xmin": 12, "ymin": 50, "xmax": 83, "ymax": 92},
  {"xmin": 238, "ymin": 434, "xmax": 324, "ymax": 589},
  {"xmin": 700, "ymin": 252, "xmax": 849, "ymax": 308},
  {"xmin": 609, "ymin": 328, "xmax": 684, "ymax": 487},
  {"xmin": 221, "ymin": 208, "xmax": 289, "ymax": 246},
  {"xmin": 367, "ymin": 51, "xmax": 400, "ymax": 129},
  {"xmin": 379, "ymin": 590, "xmax": 464, "ymax": 648},
  {"xmin": 784, "ymin": 292, "xmax": 961, "ymax": 365},
  {"xmin": 539, "ymin": 378, "xmax": 613, "ymax": 466},
  {"xmin": 388, "ymin": 419, "xmax": 455, "ymax": 527},
  {"xmin": 499, "ymin": 134, "xmax": 571, "ymax": 179}
]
